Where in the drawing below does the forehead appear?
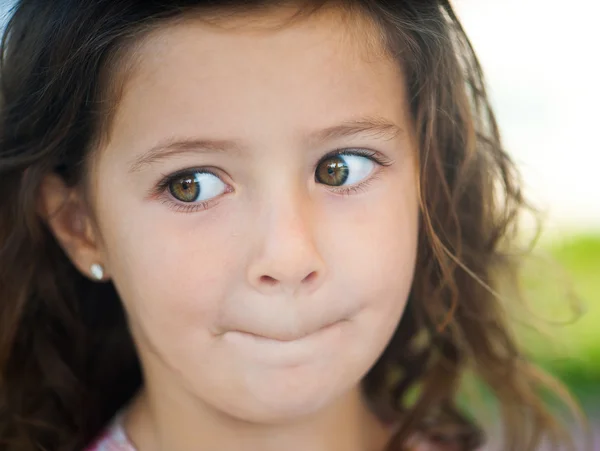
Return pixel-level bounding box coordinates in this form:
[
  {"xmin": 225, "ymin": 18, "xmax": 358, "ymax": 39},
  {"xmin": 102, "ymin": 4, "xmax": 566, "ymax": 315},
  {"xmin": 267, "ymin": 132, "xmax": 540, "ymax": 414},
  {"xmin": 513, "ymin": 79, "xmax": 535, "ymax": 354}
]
[{"xmin": 104, "ymin": 5, "xmax": 408, "ymax": 152}]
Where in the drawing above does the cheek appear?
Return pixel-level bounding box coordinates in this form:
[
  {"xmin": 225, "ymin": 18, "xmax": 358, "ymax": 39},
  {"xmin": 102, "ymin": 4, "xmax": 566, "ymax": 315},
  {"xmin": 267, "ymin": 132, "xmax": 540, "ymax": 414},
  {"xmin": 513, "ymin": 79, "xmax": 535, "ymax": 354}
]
[
  {"xmin": 330, "ymin": 165, "xmax": 419, "ymax": 315},
  {"xmin": 97, "ymin": 194, "xmax": 242, "ymax": 342},
  {"xmin": 311, "ymin": 162, "xmax": 419, "ymax": 367}
]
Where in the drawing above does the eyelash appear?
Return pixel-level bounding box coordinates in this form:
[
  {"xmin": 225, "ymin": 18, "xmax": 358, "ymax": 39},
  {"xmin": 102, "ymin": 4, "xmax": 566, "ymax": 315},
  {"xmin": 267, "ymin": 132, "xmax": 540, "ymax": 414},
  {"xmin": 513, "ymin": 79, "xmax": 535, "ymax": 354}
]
[{"xmin": 153, "ymin": 148, "xmax": 393, "ymax": 213}]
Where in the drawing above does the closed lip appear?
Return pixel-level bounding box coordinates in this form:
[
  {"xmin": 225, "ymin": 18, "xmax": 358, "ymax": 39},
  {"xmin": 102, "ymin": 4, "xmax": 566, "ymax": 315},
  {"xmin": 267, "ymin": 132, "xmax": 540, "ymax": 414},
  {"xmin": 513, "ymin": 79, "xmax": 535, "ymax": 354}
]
[{"xmin": 227, "ymin": 319, "xmax": 345, "ymax": 343}]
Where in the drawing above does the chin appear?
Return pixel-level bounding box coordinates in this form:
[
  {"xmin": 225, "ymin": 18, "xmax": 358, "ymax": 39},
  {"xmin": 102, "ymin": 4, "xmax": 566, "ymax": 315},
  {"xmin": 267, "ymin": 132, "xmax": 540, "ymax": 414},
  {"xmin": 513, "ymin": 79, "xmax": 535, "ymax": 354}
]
[
  {"xmin": 227, "ymin": 366, "xmax": 354, "ymax": 424},
  {"xmin": 237, "ymin": 390, "xmax": 340, "ymax": 424}
]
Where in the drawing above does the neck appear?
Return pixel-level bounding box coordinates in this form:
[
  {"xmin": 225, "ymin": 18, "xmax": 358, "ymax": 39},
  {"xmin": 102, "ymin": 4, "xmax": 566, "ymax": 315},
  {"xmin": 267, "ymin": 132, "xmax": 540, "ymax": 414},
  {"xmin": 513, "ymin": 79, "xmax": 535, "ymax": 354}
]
[{"xmin": 124, "ymin": 385, "xmax": 390, "ymax": 451}]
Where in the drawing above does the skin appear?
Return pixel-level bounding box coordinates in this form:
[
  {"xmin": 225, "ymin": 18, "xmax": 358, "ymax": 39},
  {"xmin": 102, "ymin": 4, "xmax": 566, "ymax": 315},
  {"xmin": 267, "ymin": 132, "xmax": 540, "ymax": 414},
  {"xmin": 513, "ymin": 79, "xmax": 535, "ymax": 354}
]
[{"xmin": 41, "ymin": 6, "xmax": 426, "ymax": 451}]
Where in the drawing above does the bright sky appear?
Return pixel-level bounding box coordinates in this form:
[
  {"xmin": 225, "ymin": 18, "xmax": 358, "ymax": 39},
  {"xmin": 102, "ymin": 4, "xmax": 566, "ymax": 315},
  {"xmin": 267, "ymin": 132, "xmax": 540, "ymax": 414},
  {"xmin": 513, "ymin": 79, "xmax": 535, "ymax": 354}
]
[
  {"xmin": 453, "ymin": 0, "xmax": 600, "ymax": 232},
  {"xmin": 1, "ymin": 1, "xmax": 599, "ymax": 231}
]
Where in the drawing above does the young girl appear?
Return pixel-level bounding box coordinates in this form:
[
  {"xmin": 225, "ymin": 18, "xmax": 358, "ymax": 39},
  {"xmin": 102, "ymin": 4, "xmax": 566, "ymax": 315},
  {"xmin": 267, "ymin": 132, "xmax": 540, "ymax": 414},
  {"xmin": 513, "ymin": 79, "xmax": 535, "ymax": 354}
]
[{"xmin": 0, "ymin": 1, "xmax": 583, "ymax": 450}]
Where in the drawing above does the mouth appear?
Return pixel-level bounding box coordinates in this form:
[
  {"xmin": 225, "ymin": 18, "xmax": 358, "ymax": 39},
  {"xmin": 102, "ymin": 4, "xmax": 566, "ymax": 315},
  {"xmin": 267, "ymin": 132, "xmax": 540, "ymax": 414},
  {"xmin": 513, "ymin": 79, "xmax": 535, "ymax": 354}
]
[
  {"xmin": 228, "ymin": 319, "xmax": 345, "ymax": 343},
  {"xmin": 220, "ymin": 316, "xmax": 353, "ymax": 365}
]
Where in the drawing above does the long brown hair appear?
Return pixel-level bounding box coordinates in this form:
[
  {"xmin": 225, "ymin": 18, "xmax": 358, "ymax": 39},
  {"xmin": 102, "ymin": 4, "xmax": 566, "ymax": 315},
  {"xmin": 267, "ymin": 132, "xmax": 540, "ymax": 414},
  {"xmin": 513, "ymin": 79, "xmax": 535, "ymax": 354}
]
[{"xmin": 0, "ymin": 1, "xmax": 582, "ymax": 450}]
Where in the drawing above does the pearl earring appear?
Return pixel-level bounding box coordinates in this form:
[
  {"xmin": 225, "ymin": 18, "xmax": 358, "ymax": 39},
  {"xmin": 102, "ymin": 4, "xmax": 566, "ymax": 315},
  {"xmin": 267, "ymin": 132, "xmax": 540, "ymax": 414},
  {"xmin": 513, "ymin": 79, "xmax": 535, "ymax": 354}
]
[{"xmin": 90, "ymin": 263, "xmax": 104, "ymax": 281}]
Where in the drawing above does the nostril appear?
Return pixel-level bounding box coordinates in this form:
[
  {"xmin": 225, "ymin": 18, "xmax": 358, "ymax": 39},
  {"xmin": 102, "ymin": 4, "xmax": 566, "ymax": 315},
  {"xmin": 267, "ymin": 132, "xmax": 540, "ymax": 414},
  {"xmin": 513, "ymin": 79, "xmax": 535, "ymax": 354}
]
[
  {"xmin": 260, "ymin": 275, "xmax": 278, "ymax": 286},
  {"xmin": 303, "ymin": 271, "xmax": 318, "ymax": 283}
]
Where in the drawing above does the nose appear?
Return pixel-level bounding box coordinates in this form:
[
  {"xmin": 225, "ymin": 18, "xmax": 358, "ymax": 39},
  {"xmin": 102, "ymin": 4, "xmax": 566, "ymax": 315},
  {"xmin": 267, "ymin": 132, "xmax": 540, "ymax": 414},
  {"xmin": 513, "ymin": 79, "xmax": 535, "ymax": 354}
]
[{"xmin": 246, "ymin": 193, "xmax": 326, "ymax": 297}]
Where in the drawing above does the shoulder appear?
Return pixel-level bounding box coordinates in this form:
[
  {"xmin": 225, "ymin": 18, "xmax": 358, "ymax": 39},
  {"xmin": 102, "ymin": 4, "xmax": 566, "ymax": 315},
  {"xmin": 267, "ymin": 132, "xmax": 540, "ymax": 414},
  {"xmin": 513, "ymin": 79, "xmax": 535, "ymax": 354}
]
[{"xmin": 84, "ymin": 416, "xmax": 136, "ymax": 451}]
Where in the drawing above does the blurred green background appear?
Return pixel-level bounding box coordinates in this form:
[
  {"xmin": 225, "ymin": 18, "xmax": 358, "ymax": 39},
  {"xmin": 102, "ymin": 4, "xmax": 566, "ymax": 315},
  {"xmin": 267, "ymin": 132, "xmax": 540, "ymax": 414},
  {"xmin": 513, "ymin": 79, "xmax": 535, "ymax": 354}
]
[
  {"xmin": 460, "ymin": 231, "xmax": 600, "ymax": 449},
  {"xmin": 519, "ymin": 233, "xmax": 600, "ymax": 410}
]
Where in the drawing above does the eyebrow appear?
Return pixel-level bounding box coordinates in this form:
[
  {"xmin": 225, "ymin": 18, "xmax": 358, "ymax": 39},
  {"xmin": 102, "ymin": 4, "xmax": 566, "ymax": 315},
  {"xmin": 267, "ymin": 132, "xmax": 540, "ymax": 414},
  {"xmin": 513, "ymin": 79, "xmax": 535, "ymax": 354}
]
[
  {"xmin": 128, "ymin": 138, "xmax": 243, "ymax": 173},
  {"xmin": 311, "ymin": 117, "xmax": 403, "ymax": 144},
  {"xmin": 128, "ymin": 116, "xmax": 403, "ymax": 173}
]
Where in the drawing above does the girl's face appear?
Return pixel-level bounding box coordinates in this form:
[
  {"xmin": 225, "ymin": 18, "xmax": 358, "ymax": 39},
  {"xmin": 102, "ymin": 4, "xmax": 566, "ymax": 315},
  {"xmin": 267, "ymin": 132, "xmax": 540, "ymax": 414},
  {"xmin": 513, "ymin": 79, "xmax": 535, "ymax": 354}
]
[{"xmin": 89, "ymin": 8, "xmax": 419, "ymax": 422}]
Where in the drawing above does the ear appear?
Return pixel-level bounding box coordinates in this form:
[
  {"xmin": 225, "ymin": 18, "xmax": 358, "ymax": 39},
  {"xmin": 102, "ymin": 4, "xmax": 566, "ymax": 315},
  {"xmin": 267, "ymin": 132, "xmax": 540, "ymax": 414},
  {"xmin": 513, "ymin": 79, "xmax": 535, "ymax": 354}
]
[{"xmin": 38, "ymin": 173, "xmax": 110, "ymax": 282}]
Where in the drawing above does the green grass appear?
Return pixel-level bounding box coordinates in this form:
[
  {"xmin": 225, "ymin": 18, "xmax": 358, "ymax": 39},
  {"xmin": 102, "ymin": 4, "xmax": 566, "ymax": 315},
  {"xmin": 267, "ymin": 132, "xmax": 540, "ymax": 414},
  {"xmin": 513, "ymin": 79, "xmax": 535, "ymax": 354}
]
[{"xmin": 517, "ymin": 232, "xmax": 600, "ymax": 398}]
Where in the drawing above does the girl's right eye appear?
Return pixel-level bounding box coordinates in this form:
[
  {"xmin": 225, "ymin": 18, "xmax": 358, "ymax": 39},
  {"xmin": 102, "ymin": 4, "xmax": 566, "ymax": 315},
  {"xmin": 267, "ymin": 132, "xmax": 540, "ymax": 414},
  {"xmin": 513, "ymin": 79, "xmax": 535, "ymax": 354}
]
[{"xmin": 166, "ymin": 170, "xmax": 228, "ymax": 203}]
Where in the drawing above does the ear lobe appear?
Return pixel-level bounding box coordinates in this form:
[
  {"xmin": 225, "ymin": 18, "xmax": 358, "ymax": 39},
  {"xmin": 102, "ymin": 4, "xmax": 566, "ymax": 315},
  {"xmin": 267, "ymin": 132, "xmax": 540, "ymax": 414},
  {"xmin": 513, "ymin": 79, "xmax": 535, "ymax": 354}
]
[{"xmin": 38, "ymin": 173, "xmax": 109, "ymax": 280}]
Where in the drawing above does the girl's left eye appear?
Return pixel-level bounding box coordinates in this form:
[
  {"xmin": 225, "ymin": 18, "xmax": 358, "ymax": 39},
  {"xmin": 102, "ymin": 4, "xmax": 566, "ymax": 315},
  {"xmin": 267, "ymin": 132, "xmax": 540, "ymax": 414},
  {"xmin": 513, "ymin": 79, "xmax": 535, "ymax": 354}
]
[
  {"xmin": 167, "ymin": 171, "xmax": 227, "ymax": 203},
  {"xmin": 315, "ymin": 151, "xmax": 379, "ymax": 188}
]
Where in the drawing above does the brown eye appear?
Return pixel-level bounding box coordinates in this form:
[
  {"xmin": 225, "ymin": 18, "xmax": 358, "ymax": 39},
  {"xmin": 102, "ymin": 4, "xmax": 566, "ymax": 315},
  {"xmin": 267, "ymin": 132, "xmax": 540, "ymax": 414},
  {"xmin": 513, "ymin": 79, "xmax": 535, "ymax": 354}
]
[
  {"xmin": 167, "ymin": 171, "xmax": 226, "ymax": 203},
  {"xmin": 169, "ymin": 175, "xmax": 199, "ymax": 202},
  {"xmin": 315, "ymin": 153, "xmax": 375, "ymax": 187},
  {"xmin": 315, "ymin": 155, "xmax": 349, "ymax": 186}
]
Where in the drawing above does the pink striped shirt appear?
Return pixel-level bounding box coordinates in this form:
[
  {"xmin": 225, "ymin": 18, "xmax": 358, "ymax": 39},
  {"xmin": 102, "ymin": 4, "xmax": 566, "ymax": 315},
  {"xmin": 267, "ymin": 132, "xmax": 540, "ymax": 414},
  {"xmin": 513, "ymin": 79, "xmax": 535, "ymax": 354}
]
[
  {"xmin": 85, "ymin": 416, "xmax": 135, "ymax": 451},
  {"xmin": 84, "ymin": 417, "xmax": 457, "ymax": 451}
]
